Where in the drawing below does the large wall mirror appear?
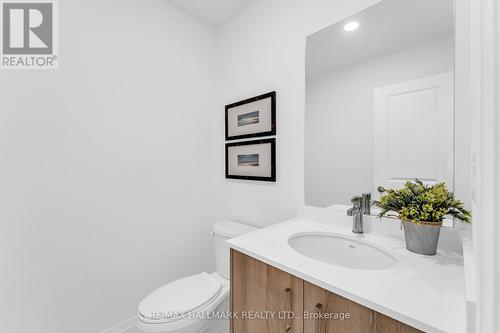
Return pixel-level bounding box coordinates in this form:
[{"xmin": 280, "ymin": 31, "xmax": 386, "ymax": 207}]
[{"xmin": 305, "ymin": 0, "xmax": 455, "ymax": 211}]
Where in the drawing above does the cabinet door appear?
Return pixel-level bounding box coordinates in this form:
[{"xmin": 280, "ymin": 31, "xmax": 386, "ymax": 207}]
[
  {"xmin": 231, "ymin": 250, "xmax": 303, "ymax": 333},
  {"xmin": 304, "ymin": 281, "xmax": 374, "ymax": 333},
  {"xmin": 373, "ymin": 313, "xmax": 422, "ymax": 333}
]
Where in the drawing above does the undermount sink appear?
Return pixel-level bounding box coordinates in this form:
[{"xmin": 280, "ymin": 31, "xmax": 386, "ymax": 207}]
[{"xmin": 288, "ymin": 233, "xmax": 398, "ymax": 270}]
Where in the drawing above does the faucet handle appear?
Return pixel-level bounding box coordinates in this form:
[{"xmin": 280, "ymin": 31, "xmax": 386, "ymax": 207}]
[
  {"xmin": 351, "ymin": 195, "xmax": 362, "ymax": 201},
  {"xmin": 350, "ymin": 195, "xmax": 363, "ymax": 207},
  {"xmin": 347, "ymin": 196, "xmax": 362, "ymax": 216}
]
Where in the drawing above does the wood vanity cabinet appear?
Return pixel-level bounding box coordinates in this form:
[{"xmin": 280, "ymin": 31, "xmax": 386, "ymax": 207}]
[
  {"xmin": 231, "ymin": 250, "xmax": 422, "ymax": 333},
  {"xmin": 230, "ymin": 249, "xmax": 304, "ymax": 333},
  {"xmin": 371, "ymin": 313, "xmax": 423, "ymax": 333},
  {"xmin": 304, "ymin": 282, "xmax": 422, "ymax": 333},
  {"xmin": 303, "ymin": 281, "xmax": 374, "ymax": 332}
]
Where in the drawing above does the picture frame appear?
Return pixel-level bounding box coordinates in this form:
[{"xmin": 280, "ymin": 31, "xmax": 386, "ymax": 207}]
[
  {"xmin": 225, "ymin": 91, "xmax": 276, "ymax": 141},
  {"xmin": 225, "ymin": 138, "xmax": 276, "ymax": 182}
]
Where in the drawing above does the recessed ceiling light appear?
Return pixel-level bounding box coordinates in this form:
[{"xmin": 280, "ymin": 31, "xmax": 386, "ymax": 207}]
[{"xmin": 343, "ymin": 21, "xmax": 359, "ymax": 32}]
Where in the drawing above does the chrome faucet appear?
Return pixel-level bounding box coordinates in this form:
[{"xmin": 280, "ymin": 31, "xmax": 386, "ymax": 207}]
[
  {"xmin": 347, "ymin": 196, "xmax": 363, "ymax": 233},
  {"xmin": 347, "ymin": 193, "xmax": 371, "ymax": 234}
]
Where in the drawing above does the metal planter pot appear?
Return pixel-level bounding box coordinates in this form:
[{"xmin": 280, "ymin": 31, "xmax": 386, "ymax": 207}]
[{"xmin": 401, "ymin": 220, "xmax": 442, "ymax": 255}]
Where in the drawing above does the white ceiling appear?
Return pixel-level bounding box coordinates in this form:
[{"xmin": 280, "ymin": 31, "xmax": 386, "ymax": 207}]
[
  {"xmin": 167, "ymin": 0, "xmax": 255, "ymax": 27},
  {"xmin": 306, "ymin": 0, "xmax": 455, "ymax": 78}
]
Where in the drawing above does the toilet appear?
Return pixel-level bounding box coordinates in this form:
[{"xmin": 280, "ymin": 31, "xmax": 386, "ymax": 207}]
[{"xmin": 136, "ymin": 221, "xmax": 256, "ymax": 333}]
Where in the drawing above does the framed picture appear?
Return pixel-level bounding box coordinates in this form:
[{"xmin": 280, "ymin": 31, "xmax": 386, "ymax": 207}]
[
  {"xmin": 225, "ymin": 138, "xmax": 276, "ymax": 182},
  {"xmin": 225, "ymin": 91, "xmax": 276, "ymax": 141}
]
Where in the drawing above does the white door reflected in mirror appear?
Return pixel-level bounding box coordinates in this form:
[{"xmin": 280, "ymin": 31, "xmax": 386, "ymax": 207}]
[{"xmin": 373, "ymin": 72, "xmax": 454, "ymax": 192}]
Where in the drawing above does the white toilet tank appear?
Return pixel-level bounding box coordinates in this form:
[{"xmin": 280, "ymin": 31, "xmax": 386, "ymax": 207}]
[{"xmin": 213, "ymin": 221, "xmax": 256, "ymax": 279}]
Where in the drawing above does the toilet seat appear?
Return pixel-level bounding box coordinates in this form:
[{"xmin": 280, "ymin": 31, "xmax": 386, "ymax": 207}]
[{"xmin": 138, "ymin": 272, "xmax": 224, "ymax": 325}]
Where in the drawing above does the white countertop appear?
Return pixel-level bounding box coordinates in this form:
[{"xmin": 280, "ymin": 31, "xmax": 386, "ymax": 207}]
[{"xmin": 227, "ymin": 211, "xmax": 466, "ymax": 333}]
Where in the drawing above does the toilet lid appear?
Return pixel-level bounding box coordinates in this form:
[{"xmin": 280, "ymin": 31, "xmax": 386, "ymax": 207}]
[{"xmin": 138, "ymin": 272, "xmax": 222, "ymax": 322}]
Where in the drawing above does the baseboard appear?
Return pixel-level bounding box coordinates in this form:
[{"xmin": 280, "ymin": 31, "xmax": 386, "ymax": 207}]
[{"xmin": 99, "ymin": 316, "xmax": 136, "ymax": 333}]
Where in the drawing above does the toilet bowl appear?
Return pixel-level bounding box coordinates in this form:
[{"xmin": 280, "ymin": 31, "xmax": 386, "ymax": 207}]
[{"xmin": 136, "ymin": 221, "xmax": 256, "ymax": 333}]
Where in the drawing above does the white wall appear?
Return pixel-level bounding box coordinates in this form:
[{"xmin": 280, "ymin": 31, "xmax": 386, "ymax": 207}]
[
  {"xmin": 216, "ymin": 0, "xmax": 381, "ymax": 226},
  {"xmin": 0, "ymin": 1, "xmax": 217, "ymax": 332},
  {"xmin": 306, "ymin": 36, "xmax": 454, "ymax": 207}
]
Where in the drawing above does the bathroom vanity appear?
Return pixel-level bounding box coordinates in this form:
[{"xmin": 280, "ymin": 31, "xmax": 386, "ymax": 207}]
[
  {"xmin": 231, "ymin": 250, "xmax": 421, "ymax": 333},
  {"xmin": 228, "ymin": 209, "xmax": 467, "ymax": 333}
]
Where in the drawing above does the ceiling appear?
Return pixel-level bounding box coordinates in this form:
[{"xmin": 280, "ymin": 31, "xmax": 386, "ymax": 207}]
[
  {"xmin": 306, "ymin": 0, "xmax": 455, "ymax": 78},
  {"xmin": 167, "ymin": 0, "xmax": 255, "ymax": 27}
]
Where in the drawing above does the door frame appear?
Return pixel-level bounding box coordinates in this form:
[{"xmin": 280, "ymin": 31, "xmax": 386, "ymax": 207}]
[{"xmin": 468, "ymin": 0, "xmax": 500, "ymax": 332}]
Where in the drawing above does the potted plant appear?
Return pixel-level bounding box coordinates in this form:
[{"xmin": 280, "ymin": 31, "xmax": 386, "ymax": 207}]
[{"xmin": 373, "ymin": 179, "xmax": 471, "ymax": 255}]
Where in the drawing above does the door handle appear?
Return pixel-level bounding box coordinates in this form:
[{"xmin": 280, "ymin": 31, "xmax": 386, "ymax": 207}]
[
  {"xmin": 284, "ymin": 287, "xmax": 292, "ymax": 332},
  {"xmin": 315, "ymin": 303, "xmax": 323, "ymax": 333}
]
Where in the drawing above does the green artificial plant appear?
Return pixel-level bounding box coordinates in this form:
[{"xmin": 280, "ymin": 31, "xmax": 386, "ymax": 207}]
[{"xmin": 373, "ymin": 179, "xmax": 471, "ymax": 224}]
